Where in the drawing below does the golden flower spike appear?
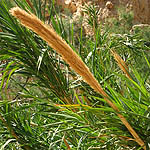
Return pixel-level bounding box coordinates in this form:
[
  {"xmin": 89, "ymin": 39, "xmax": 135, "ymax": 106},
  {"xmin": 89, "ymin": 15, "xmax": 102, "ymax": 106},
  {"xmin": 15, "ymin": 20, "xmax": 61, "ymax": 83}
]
[
  {"xmin": 111, "ymin": 50, "xmax": 132, "ymax": 80},
  {"xmin": 10, "ymin": 7, "xmax": 145, "ymax": 149}
]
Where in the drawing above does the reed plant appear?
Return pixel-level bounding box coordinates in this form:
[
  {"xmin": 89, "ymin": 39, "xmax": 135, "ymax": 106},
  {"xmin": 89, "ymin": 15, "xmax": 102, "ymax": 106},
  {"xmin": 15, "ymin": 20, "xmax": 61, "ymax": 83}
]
[{"xmin": 0, "ymin": 0, "xmax": 150, "ymax": 149}]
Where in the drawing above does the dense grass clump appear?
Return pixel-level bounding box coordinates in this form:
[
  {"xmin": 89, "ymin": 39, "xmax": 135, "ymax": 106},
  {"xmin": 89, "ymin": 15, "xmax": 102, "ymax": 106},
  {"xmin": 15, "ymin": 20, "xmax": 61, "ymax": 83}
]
[{"xmin": 0, "ymin": 0, "xmax": 150, "ymax": 149}]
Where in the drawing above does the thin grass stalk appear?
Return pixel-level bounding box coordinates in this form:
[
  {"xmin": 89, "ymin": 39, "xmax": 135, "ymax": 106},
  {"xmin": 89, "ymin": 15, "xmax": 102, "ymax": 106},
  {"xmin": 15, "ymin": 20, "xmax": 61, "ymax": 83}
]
[
  {"xmin": 63, "ymin": 138, "xmax": 71, "ymax": 150},
  {"xmin": 25, "ymin": 0, "xmax": 35, "ymax": 12},
  {"xmin": 9, "ymin": 7, "xmax": 145, "ymax": 149}
]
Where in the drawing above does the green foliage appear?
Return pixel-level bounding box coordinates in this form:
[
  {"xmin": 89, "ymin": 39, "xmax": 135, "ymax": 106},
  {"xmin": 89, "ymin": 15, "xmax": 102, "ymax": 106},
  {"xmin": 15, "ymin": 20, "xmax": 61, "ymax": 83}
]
[
  {"xmin": 83, "ymin": 4, "xmax": 100, "ymax": 31},
  {"xmin": 104, "ymin": 6, "xmax": 134, "ymax": 34},
  {"xmin": 0, "ymin": 0, "xmax": 150, "ymax": 149}
]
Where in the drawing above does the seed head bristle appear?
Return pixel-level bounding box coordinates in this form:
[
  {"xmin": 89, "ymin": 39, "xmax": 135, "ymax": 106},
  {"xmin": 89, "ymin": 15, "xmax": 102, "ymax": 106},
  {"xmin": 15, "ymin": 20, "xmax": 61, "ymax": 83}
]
[{"xmin": 111, "ymin": 50, "xmax": 132, "ymax": 80}]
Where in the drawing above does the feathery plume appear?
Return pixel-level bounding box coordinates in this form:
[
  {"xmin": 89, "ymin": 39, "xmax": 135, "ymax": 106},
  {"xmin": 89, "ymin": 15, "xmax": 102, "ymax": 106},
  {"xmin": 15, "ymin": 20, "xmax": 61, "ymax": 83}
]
[
  {"xmin": 111, "ymin": 50, "xmax": 132, "ymax": 80},
  {"xmin": 10, "ymin": 7, "xmax": 107, "ymax": 96},
  {"xmin": 10, "ymin": 7, "xmax": 145, "ymax": 149}
]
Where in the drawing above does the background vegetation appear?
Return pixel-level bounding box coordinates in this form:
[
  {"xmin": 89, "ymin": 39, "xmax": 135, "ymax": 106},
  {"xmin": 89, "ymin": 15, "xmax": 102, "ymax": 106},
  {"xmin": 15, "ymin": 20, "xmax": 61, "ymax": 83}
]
[{"xmin": 0, "ymin": 0, "xmax": 150, "ymax": 149}]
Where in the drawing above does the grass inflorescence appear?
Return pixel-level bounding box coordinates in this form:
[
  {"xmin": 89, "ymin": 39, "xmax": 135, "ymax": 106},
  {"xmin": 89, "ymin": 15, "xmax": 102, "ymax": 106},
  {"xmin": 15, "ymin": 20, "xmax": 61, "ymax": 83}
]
[{"xmin": 0, "ymin": 0, "xmax": 150, "ymax": 149}]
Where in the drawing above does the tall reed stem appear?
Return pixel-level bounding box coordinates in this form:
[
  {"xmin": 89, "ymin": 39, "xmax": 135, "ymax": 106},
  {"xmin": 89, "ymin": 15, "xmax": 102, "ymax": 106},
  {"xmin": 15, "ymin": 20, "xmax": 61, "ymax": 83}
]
[{"xmin": 10, "ymin": 7, "xmax": 145, "ymax": 149}]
